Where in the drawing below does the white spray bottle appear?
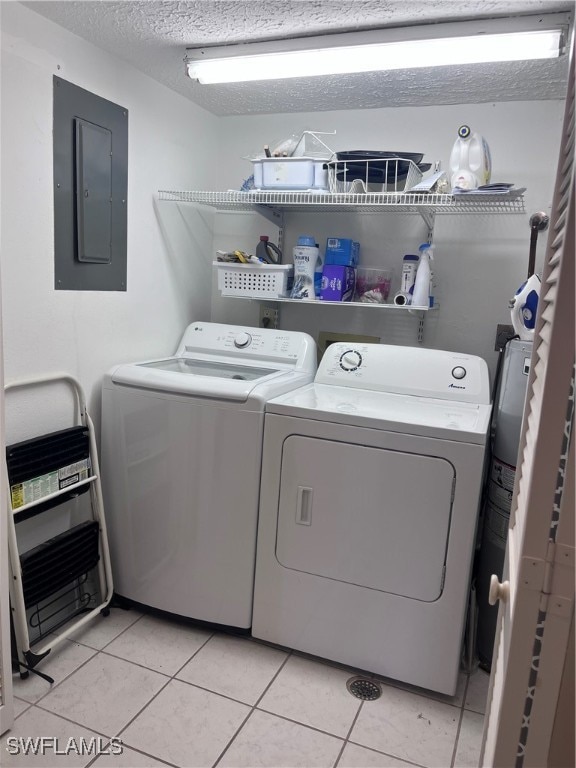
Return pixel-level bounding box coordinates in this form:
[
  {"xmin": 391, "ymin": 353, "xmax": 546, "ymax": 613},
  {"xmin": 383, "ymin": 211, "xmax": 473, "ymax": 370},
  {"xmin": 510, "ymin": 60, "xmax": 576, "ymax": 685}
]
[{"xmin": 412, "ymin": 243, "xmax": 434, "ymax": 308}]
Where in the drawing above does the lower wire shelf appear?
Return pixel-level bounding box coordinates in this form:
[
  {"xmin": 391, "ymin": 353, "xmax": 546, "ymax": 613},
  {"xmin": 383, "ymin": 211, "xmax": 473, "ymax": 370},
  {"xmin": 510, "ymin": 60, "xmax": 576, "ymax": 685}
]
[{"xmin": 220, "ymin": 294, "xmax": 437, "ymax": 311}]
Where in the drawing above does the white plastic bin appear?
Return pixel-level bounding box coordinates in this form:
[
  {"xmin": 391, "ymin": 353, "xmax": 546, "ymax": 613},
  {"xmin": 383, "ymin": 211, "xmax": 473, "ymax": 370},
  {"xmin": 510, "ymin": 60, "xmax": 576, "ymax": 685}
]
[
  {"xmin": 214, "ymin": 262, "xmax": 294, "ymax": 298},
  {"xmin": 252, "ymin": 157, "xmax": 328, "ymax": 191}
]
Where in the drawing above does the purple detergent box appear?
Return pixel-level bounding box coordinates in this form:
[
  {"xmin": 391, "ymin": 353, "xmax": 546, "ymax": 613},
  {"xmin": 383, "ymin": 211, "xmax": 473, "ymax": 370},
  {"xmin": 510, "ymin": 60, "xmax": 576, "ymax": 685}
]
[
  {"xmin": 325, "ymin": 238, "xmax": 360, "ymax": 267},
  {"xmin": 321, "ymin": 265, "xmax": 356, "ymax": 302}
]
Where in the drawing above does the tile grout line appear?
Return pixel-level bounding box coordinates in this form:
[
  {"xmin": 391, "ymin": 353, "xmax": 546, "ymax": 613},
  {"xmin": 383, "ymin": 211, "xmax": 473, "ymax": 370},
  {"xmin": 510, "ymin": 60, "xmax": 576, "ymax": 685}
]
[
  {"xmin": 172, "ymin": 677, "xmax": 270, "ymax": 710},
  {"xmin": 170, "ymin": 631, "xmax": 215, "ymax": 679},
  {"xmin": 211, "ymin": 650, "xmax": 294, "ymax": 768},
  {"xmin": 84, "ymin": 737, "xmax": 178, "ymax": 768},
  {"xmin": 450, "ymin": 706, "xmax": 466, "ymax": 768},
  {"xmin": 252, "ymin": 705, "xmax": 349, "ymax": 742},
  {"xmin": 29, "ymin": 702, "xmax": 113, "ymax": 740},
  {"xmin": 111, "ymin": 674, "xmax": 174, "ymax": 745},
  {"xmin": 19, "ymin": 644, "xmax": 100, "ymax": 709},
  {"xmin": 450, "ymin": 672, "xmax": 470, "ymax": 768},
  {"xmin": 58, "ymin": 608, "xmax": 145, "ymax": 654},
  {"xmin": 113, "ymin": 630, "xmax": 217, "ymax": 748},
  {"xmin": 99, "ymin": 648, "xmax": 175, "ymax": 678},
  {"xmin": 99, "ymin": 622, "xmax": 216, "ymax": 682},
  {"xmin": 254, "ymin": 651, "xmax": 292, "ymax": 709},
  {"xmin": 97, "ymin": 610, "xmax": 146, "ymax": 652},
  {"xmin": 345, "ymin": 738, "xmax": 429, "ymax": 768},
  {"xmin": 333, "ymin": 699, "xmax": 364, "ymax": 767},
  {"xmin": 13, "ymin": 699, "xmax": 32, "ymax": 720}
]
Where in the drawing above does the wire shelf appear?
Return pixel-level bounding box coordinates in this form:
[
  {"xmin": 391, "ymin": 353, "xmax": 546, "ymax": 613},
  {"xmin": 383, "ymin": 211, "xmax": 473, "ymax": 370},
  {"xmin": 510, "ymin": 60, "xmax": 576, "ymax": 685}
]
[
  {"xmin": 217, "ymin": 294, "xmax": 436, "ymax": 312},
  {"xmin": 158, "ymin": 189, "xmax": 526, "ymax": 215}
]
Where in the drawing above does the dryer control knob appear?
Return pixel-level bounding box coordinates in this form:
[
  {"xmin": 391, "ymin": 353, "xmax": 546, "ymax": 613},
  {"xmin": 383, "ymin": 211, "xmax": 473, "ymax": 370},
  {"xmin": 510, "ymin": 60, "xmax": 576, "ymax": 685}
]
[
  {"xmin": 340, "ymin": 350, "xmax": 362, "ymax": 371},
  {"xmin": 452, "ymin": 366, "xmax": 467, "ymax": 380},
  {"xmin": 234, "ymin": 332, "xmax": 252, "ymax": 348}
]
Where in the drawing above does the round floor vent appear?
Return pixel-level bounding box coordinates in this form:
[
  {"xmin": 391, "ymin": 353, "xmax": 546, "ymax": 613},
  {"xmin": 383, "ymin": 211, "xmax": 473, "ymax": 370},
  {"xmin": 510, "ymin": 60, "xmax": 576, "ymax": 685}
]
[{"xmin": 346, "ymin": 676, "xmax": 382, "ymax": 701}]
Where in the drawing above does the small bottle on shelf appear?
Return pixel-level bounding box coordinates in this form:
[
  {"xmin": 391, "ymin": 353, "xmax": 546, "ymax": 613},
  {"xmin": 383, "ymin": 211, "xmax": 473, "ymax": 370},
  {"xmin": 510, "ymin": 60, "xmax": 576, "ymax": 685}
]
[{"xmin": 256, "ymin": 236, "xmax": 282, "ymax": 264}]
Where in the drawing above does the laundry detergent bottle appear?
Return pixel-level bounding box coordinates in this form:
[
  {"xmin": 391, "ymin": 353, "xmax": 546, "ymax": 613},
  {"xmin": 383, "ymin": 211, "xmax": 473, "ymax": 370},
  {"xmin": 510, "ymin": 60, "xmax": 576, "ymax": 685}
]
[
  {"xmin": 449, "ymin": 125, "xmax": 492, "ymax": 190},
  {"xmin": 290, "ymin": 236, "xmax": 319, "ymax": 300},
  {"xmin": 256, "ymin": 235, "xmax": 282, "ymax": 264}
]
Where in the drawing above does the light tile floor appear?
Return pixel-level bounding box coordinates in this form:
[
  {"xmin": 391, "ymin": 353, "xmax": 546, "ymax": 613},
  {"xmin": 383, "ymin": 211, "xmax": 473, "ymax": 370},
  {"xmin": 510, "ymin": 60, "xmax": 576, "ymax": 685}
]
[{"xmin": 3, "ymin": 608, "xmax": 490, "ymax": 768}]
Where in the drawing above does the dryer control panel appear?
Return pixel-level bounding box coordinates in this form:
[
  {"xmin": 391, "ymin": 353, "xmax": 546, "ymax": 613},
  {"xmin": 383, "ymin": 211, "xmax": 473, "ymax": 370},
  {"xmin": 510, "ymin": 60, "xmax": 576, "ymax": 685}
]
[{"xmin": 317, "ymin": 343, "xmax": 490, "ymax": 405}]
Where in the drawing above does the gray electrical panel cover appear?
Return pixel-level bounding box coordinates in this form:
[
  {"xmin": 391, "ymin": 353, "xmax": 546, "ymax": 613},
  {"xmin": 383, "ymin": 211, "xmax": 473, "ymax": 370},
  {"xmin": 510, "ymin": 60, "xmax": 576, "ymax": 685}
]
[{"xmin": 54, "ymin": 77, "xmax": 128, "ymax": 291}]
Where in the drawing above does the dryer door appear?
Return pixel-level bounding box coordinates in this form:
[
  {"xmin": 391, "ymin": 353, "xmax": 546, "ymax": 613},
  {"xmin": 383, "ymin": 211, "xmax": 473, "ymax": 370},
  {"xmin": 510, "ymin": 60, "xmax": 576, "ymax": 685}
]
[{"xmin": 276, "ymin": 435, "xmax": 455, "ymax": 602}]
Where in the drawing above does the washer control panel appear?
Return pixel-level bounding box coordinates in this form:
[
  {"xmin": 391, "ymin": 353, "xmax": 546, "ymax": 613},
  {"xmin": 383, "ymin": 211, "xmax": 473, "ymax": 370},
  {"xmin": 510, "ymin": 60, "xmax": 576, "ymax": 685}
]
[
  {"xmin": 316, "ymin": 342, "xmax": 490, "ymax": 404},
  {"xmin": 176, "ymin": 322, "xmax": 316, "ymax": 370}
]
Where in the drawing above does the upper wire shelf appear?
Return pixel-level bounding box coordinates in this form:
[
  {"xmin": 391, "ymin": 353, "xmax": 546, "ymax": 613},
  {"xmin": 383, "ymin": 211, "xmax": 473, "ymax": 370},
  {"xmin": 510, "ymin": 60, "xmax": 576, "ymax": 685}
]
[{"xmin": 157, "ymin": 189, "xmax": 526, "ymax": 215}]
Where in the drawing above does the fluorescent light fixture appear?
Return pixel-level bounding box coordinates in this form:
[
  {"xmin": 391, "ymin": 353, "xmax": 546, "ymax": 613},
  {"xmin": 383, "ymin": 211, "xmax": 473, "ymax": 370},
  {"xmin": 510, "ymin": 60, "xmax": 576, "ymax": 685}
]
[{"xmin": 185, "ymin": 18, "xmax": 565, "ymax": 85}]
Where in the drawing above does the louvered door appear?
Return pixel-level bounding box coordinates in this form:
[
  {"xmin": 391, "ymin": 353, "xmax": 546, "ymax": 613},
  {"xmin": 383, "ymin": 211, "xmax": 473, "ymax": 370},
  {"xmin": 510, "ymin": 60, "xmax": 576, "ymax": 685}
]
[
  {"xmin": 0, "ymin": 273, "xmax": 13, "ymax": 735},
  {"xmin": 481, "ymin": 33, "xmax": 575, "ymax": 768}
]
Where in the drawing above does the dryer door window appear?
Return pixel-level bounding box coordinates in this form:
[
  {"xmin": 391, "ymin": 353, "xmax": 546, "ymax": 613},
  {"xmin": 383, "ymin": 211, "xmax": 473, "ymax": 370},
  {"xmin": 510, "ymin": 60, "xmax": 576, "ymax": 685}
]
[{"xmin": 276, "ymin": 436, "xmax": 455, "ymax": 602}]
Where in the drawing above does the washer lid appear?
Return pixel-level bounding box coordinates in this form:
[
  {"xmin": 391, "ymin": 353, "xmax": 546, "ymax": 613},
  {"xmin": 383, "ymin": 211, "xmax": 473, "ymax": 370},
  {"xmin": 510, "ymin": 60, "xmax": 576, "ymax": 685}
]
[
  {"xmin": 110, "ymin": 357, "xmax": 286, "ymax": 401},
  {"xmin": 140, "ymin": 357, "xmax": 278, "ymax": 380},
  {"xmin": 267, "ymin": 383, "xmax": 491, "ymax": 444}
]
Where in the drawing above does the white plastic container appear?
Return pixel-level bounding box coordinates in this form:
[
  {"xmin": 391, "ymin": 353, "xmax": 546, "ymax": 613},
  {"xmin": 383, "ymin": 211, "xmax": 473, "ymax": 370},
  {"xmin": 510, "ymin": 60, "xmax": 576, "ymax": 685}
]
[
  {"xmin": 412, "ymin": 244, "xmax": 434, "ymax": 308},
  {"xmin": 252, "ymin": 158, "xmax": 328, "ymax": 191},
  {"xmin": 449, "ymin": 125, "xmax": 492, "ymax": 190},
  {"xmin": 291, "ymin": 236, "xmax": 319, "ymax": 300},
  {"xmin": 214, "ymin": 262, "xmax": 293, "ymax": 298}
]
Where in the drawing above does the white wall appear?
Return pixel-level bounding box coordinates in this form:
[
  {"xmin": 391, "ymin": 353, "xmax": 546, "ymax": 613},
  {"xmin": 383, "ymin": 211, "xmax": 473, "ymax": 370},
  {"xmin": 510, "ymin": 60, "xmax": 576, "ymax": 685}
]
[
  {"xmin": 211, "ymin": 101, "xmax": 564, "ymax": 379},
  {"xmin": 0, "ymin": 2, "xmax": 219, "ymax": 442},
  {"xmin": 0, "ymin": 1, "xmax": 566, "ymax": 445}
]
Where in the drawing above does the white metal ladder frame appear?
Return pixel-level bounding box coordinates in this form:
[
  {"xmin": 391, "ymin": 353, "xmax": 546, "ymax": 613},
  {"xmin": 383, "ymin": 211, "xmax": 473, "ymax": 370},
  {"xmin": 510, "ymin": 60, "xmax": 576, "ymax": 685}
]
[{"xmin": 5, "ymin": 373, "xmax": 113, "ymax": 676}]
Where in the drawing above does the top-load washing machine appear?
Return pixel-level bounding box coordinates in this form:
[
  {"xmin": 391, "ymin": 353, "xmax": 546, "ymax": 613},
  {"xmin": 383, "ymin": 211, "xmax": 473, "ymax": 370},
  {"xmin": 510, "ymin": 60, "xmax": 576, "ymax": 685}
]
[
  {"xmin": 101, "ymin": 322, "xmax": 316, "ymax": 629},
  {"xmin": 252, "ymin": 342, "xmax": 491, "ymax": 694}
]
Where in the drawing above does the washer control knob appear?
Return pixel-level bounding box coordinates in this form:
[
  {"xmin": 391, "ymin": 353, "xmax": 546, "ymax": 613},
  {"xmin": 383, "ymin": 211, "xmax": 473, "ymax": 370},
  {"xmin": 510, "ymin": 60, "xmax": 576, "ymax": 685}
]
[
  {"xmin": 452, "ymin": 366, "xmax": 467, "ymax": 380},
  {"xmin": 234, "ymin": 332, "xmax": 252, "ymax": 348},
  {"xmin": 340, "ymin": 350, "xmax": 362, "ymax": 371}
]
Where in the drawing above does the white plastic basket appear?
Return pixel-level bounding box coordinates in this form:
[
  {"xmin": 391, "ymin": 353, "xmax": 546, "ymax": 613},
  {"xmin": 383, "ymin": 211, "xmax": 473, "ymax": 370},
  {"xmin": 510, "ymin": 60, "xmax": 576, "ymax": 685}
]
[
  {"xmin": 327, "ymin": 157, "xmax": 423, "ymax": 193},
  {"xmin": 214, "ymin": 262, "xmax": 293, "ymax": 298}
]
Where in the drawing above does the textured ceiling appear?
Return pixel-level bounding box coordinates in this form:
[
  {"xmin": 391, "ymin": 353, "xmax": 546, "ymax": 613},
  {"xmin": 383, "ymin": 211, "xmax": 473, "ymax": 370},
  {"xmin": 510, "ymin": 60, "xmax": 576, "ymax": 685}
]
[{"xmin": 24, "ymin": 1, "xmax": 572, "ymax": 115}]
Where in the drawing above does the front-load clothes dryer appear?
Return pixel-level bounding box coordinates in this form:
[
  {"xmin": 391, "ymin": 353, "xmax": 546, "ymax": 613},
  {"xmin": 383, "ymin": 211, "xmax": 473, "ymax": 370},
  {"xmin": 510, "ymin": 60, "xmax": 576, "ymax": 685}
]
[
  {"xmin": 101, "ymin": 322, "xmax": 316, "ymax": 629},
  {"xmin": 252, "ymin": 343, "xmax": 491, "ymax": 694}
]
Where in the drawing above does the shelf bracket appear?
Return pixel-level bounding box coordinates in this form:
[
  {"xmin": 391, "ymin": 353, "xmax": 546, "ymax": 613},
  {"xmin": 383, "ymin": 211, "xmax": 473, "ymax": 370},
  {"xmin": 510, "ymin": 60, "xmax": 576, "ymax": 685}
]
[
  {"xmin": 418, "ymin": 209, "xmax": 435, "ymax": 241},
  {"xmin": 254, "ymin": 205, "xmax": 285, "ymax": 258},
  {"xmin": 417, "ymin": 313, "xmax": 425, "ymax": 344},
  {"xmin": 254, "ymin": 204, "xmax": 283, "ymax": 228}
]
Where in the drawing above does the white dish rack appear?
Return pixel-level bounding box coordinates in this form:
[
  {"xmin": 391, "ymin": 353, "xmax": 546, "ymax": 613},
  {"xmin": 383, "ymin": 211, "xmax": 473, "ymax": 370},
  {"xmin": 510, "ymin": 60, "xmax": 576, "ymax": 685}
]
[
  {"xmin": 214, "ymin": 261, "xmax": 294, "ymax": 298},
  {"xmin": 327, "ymin": 156, "xmax": 423, "ymax": 194}
]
